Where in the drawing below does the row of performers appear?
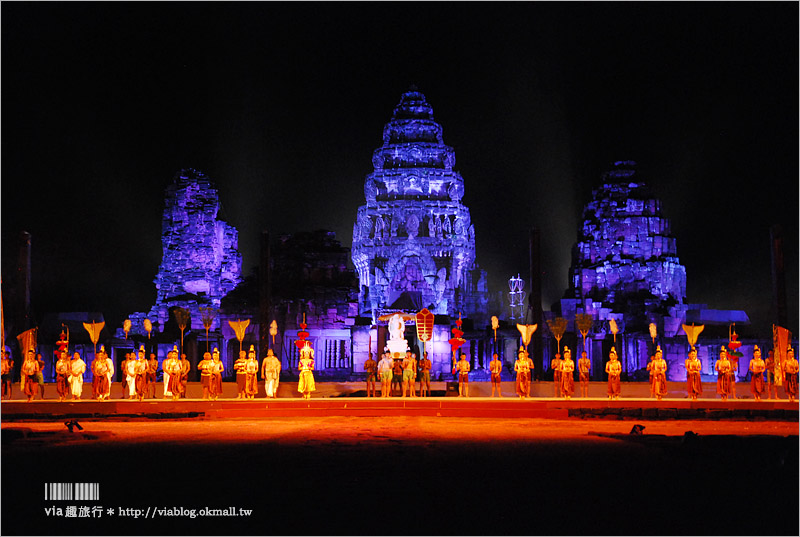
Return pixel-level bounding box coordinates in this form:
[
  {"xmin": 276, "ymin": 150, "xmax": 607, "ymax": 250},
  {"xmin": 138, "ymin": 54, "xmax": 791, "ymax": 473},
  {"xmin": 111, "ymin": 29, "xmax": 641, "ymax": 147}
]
[
  {"xmin": 5, "ymin": 344, "xmax": 288, "ymax": 402},
  {"xmin": 539, "ymin": 344, "xmax": 798, "ymax": 402},
  {"xmin": 5, "ymin": 343, "xmax": 798, "ymax": 403}
]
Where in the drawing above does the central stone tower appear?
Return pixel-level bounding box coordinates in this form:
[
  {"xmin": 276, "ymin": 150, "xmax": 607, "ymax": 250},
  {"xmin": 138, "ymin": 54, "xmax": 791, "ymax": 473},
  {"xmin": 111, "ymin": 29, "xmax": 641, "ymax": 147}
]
[{"xmin": 351, "ymin": 88, "xmax": 488, "ymax": 323}]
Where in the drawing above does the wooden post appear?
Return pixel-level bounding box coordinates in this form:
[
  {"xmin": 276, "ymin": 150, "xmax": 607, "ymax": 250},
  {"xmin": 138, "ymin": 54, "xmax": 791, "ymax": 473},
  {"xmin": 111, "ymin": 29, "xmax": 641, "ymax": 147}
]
[
  {"xmin": 259, "ymin": 230, "xmax": 271, "ymax": 356},
  {"xmin": 529, "ymin": 228, "xmax": 543, "ymax": 378}
]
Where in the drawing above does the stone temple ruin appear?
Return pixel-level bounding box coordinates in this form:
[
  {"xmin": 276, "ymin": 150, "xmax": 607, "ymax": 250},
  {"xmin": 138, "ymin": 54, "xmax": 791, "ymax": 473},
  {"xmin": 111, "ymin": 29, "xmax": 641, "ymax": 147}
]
[
  {"xmin": 119, "ymin": 169, "xmax": 243, "ymax": 368},
  {"xmin": 77, "ymin": 101, "xmax": 767, "ymax": 387},
  {"xmin": 351, "ymin": 88, "xmax": 489, "ymax": 325},
  {"xmin": 151, "ymin": 168, "xmax": 242, "ymax": 321},
  {"xmin": 555, "ymin": 161, "xmax": 749, "ymax": 382},
  {"xmin": 568, "ymin": 161, "xmax": 686, "ymax": 307}
]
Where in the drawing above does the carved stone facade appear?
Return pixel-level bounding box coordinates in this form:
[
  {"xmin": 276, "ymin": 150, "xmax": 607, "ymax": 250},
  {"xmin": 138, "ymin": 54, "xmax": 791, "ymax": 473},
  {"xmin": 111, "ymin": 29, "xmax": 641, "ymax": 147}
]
[
  {"xmin": 351, "ymin": 89, "xmax": 488, "ymax": 323},
  {"xmin": 150, "ymin": 168, "xmax": 242, "ymax": 328},
  {"xmin": 568, "ymin": 161, "xmax": 686, "ymax": 307}
]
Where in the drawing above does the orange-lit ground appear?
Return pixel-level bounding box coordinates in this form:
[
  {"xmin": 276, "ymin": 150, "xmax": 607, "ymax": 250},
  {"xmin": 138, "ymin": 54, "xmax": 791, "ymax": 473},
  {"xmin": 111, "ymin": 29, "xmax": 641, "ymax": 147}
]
[
  {"xmin": 2, "ymin": 416, "xmax": 798, "ymax": 536},
  {"xmin": 2, "ymin": 415, "xmax": 798, "ymax": 443}
]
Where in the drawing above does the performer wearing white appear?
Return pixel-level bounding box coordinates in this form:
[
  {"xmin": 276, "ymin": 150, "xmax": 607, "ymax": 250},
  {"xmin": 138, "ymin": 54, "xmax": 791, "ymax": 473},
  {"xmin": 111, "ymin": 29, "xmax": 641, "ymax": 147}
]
[
  {"xmin": 163, "ymin": 356, "xmax": 173, "ymax": 398},
  {"xmin": 261, "ymin": 349, "xmax": 282, "ymax": 398},
  {"xmin": 126, "ymin": 353, "xmax": 137, "ymax": 399},
  {"xmin": 104, "ymin": 352, "xmax": 115, "ymax": 400},
  {"xmin": 69, "ymin": 352, "xmax": 87, "ymax": 400}
]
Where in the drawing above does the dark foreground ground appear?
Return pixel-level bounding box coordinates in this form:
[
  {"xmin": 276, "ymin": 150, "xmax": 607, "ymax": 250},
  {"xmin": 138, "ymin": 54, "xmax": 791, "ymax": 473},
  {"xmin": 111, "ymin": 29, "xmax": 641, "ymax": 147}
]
[{"xmin": 2, "ymin": 417, "xmax": 798, "ymax": 536}]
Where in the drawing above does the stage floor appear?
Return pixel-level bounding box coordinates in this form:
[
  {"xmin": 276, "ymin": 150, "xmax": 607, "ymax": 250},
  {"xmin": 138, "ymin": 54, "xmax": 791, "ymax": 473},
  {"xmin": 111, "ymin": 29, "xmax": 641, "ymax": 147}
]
[{"xmin": 3, "ymin": 391, "xmax": 797, "ymax": 421}]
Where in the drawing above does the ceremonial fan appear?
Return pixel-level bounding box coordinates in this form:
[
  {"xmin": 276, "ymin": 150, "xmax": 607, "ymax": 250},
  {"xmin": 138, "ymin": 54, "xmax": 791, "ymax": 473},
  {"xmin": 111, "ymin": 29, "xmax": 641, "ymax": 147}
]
[
  {"xmin": 415, "ymin": 308, "xmax": 434, "ymax": 356},
  {"xmin": 576, "ymin": 314, "xmax": 593, "ymax": 351},
  {"xmin": 516, "ymin": 323, "xmax": 538, "ymax": 352},
  {"xmin": 229, "ymin": 318, "xmax": 251, "ymax": 354},
  {"xmin": 174, "ymin": 307, "xmax": 191, "ymax": 354},
  {"xmin": 82, "ymin": 320, "xmax": 104, "ymax": 357},
  {"xmin": 546, "ymin": 317, "xmax": 568, "ymax": 353},
  {"xmin": 609, "ymin": 319, "xmax": 619, "ymax": 343},
  {"xmin": 269, "ymin": 320, "xmax": 279, "ymax": 347},
  {"xmin": 681, "ymin": 323, "xmax": 704, "ymax": 352},
  {"xmin": 200, "ymin": 307, "xmax": 216, "ymax": 353}
]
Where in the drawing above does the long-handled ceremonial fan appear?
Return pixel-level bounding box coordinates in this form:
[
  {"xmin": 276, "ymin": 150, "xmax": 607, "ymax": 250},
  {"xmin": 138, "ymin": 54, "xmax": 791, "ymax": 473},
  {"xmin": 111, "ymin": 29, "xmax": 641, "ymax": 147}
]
[
  {"xmin": 229, "ymin": 319, "xmax": 250, "ymax": 354},
  {"xmin": 269, "ymin": 320, "xmax": 278, "ymax": 347},
  {"xmin": 144, "ymin": 318, "xmax": 153, "ymax": 339},
  {"xmin": 516, "ymin": 323, "xmax": 538, "ymax": 352},
  {"xmin": 773, "ymin": 324, "xmax": 791, "ymax": 387},
  {"xmin": 123, "ymin": 319, "xmax": 132, "ymax": 340},
  {"xmin": 546, "ymin": 317, "xmax": 568, "ymax": 352},
  {"xmin": 576, "ymin": 314, "xmax": 593, "ymax": 351},
  {"xmin": 415, "ymin": 308, "xmax": 434, "ymax": 356},
  {"xmin": 649, "ymin": 322, "xmax": 658, "ymax": 344},
  {"xmin": 609, "ymin": 319, "xmax": 619, "ymax": 343},
  {"xmin": 681, "ymin": 323, "xmax": 704, "ymax": 351},
  {"xmin": 200, "ymin": 307, "xmax": 216, "ymax": 353},
  {"xmin": 174, "ymin": 307, "xmax": 191, "ymax": 355},
  {"xmin": 82, "ymin": 320, "xmax": 104, "ymax": 357}
]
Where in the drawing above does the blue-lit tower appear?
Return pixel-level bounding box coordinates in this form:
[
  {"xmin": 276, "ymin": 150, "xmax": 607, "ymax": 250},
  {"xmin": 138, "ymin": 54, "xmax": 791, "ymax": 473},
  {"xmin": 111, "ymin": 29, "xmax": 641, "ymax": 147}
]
[
  {"xmin": 150, "ymin": 168, "xmax": 242, "ymax": 327},
  {"xmin": 568, "ymin": 161, "xmax": 687, "ymax": 308},
  {"xmin": 351, "ymin": 89, "xmax": 488, "ymax": 322}
]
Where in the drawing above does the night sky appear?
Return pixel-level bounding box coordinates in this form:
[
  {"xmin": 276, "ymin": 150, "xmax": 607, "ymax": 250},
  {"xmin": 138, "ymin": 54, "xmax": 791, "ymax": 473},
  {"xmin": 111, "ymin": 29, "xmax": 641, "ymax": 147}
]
[{"xmin": 2, "ymin": 2, "xmax": 797, "ymax": 338}]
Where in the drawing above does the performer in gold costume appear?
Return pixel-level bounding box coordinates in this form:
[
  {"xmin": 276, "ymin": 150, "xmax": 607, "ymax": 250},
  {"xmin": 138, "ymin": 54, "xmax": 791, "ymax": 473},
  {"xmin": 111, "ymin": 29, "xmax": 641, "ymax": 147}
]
[
  {"xmin": 652, "ymin": 346, "xmax": 668, "ymax": 401},
  {"xmin": 560, "ymin": 347, "xmax": 575, "ymax": 399},
  {"xmin": 245, "ymin": 346, "xmax": 259, "ymax": 399},
  {"xmin": 297, "ymin": 343, "xmax": 316, "ymax": 400},
  {"xmin": 514, "ymin": 347, "xmax": 530, "ymax": 399},
  {"xmin": 605, "ymin": 347, "xmax": 622, "ymax": 400},
  {"xmin": 685, "ymin": 348, "xmax": 702, "ymax": 401},
  {"xmin": 715, "ymin": 347, "xmax": 732, "ymax": 400},
  {"xmin": 748, "ymin": 346, "xmax": 766, "ymax": 401}
]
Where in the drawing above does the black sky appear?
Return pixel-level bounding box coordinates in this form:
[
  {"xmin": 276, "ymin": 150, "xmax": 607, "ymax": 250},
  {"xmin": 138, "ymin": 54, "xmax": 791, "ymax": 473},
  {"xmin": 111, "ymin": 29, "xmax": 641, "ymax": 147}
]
[{"xmin": 2, "ymin": 2, "xmax": 797, "ymax": 338}]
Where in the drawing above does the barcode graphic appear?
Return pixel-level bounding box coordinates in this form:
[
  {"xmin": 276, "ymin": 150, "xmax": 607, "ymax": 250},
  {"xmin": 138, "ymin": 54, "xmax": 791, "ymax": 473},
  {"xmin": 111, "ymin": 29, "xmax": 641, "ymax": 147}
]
[{"xmin": 44, "ymin": 483, "xmax": 99, "ymax": 501}]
